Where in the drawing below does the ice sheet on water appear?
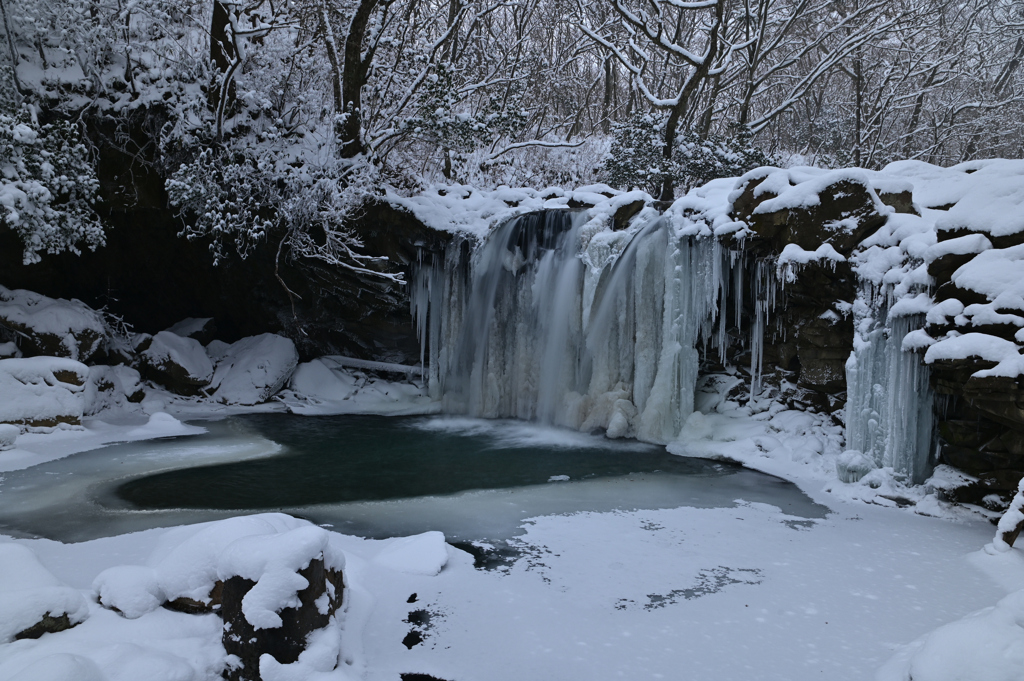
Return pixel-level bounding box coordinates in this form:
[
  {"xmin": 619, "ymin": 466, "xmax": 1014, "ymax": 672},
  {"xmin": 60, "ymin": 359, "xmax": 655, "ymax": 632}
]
[{"xmin": 409, "ymin": 417, "xmax": 657, "ymax": 452}]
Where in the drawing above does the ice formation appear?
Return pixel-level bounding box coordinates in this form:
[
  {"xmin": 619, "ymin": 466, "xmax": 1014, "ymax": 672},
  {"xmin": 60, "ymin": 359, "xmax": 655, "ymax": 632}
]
[
  {"xmin": 843, "ymin": 297, "xmax": 935, "ymax": 484},
  {"xmin": 413, "ymin": 210, "xmax": 740, "ymax": 444}
]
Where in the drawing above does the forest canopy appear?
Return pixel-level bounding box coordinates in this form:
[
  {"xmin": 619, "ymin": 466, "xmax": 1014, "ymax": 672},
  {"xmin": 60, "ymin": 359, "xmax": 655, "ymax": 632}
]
[{"xmin": 1, "ymin": 0, "xmax": 1022, "ymax": 262}]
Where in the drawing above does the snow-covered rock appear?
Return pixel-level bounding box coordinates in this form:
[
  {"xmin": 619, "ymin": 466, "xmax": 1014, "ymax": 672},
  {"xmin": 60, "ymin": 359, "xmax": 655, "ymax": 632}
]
[
  {"xmin": 208, "ymin": 333, "xmax": 298, "ymax": 405},
  {"xmin": 84, "ymin": 364, "xmax": 145, "ymax": 415},
  {"xmin": 0, "ymin": 543, "xmax": 89, "ymax": 642},
  {"xmin": 0, "ymin": 341, "xmax": 21, "ymax": 358},
  {"xmin": 90, "ymin": 514, "xmax": 346, "ymax": 681},
  {"xmin": 0, "ymin": 285, "xmax": 107, "ymax": 362},
  {"xmin": 166, "ymin": 317, "xmax": 216, "ymax": 344},
  {"xmin": 0, "ymin": 424, "xmax": 18, "ymax": 450},
  {"xmin": 287, "ymin": 359, "xmax": 358, "ymax": 402},
  {"xmin": 92, "ymin": 514, "xmax": 345, "ymax": 623},
  {"xmin": 0, "ymin": 357, "xmax": 89, "ymax": 428},
  {"xmin": 137, "ymin": 331, "xmax": 214, "ymax": 396}
]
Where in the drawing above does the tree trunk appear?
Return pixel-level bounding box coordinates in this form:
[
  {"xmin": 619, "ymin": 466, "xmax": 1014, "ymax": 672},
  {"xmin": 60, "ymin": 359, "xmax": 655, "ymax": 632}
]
[
  {"xmin": 338, "ymin": 0, "xmax": 380, "ymax": 159},
  {"xmin": 209, "ymin": 1, "xmax": 236, "ymax": 114}
]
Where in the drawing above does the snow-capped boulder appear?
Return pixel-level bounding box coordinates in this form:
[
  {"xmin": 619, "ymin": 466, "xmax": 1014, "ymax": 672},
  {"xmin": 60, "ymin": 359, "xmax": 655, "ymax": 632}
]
[
  {"xmin": 84, "ymin": 364, "xmax": 145, "ymax": 415},
  {"xmin": 287, "ymin": 359, "xmax": 358, "ymax": 402},
  {"xmin": 137, "ymin": 331, "xmax": 214, "ymax": 396},
  {"xmin": 0, "ymin": 543, "xmax": 89, "ymax": 642},
  {"xmin": 0, "ymin": 285, "xmax": 106, "ymax": 362},
  {"xmin": 208, "ymin": 333, "xmax": 299, "ymax": 405},
  {"xmin": 0, "ymin": 341, "xmax": 21, "ymax": 358},
  {"xmin": 730, "ymin": 167, "xmax": 902, "ymax": 257},
  {"xmin": 0, "ymin": 357, "xmax": 89, "ymax": 428},
  {"xmin": 166, "ymin": 317, "xmax": 217, "ymax": 344},
  {"xmin": 91, "ymin": 514, "xmax": 345, "ymax": 681},
  {"xmin": 0, "ymin": 424, "xmax": 18, "ymax": 450}
]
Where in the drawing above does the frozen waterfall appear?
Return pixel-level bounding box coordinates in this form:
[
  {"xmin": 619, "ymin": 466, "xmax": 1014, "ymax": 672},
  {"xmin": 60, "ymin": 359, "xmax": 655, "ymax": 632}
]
[
  {"xmin": 412, "ymin": 211, "xmax": 729, "ymax": 444},
  {"xmin": 843, "ymin": 289, "xmax": 935, "ymax": 484}
]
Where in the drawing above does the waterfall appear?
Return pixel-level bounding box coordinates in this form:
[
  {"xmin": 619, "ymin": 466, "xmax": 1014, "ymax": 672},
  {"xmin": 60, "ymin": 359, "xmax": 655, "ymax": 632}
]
[
  {"xmin": 843, "ymin": 287, "xmax": 935, "ymax": 484},
  {"xmin": 413, "ymin": 210, "xmax": 729, "ymax": 444}
]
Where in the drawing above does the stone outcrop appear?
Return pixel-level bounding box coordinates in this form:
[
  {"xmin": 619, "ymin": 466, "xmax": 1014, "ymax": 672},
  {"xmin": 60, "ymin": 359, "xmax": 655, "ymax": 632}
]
[
  {"xmin": 920, "ymin": 202, "xmax": 1024, "ymax": 502},
  {"xmin": 725, "ymin": 169, "xmax": 910, "ymax": 412}
]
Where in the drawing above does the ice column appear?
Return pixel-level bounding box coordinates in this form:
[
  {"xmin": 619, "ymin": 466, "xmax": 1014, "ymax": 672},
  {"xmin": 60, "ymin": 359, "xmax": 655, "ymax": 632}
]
[{"xmin": 844, "ymin": 290, "xmax": 934, "ymax": 484}]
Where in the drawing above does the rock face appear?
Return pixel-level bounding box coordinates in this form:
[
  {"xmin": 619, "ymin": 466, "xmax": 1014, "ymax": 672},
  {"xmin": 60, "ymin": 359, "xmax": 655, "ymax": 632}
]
[
  {"xmin": 0, "ymin": 357, "xmax": 89, "ymax": 428},
  {"xmin": 221, "ymin": 555, "xmax": 344, "ymax": 681},
  {"xmin": 727, "ymin": 168, "xmax": 908, "ymax": 411},
  {"xmin": 0, "ymin": 196, "xmax": 453, "ymax": 364},
  {"xmin": 0, "ymin": 285, "xmax": 106, "ymax": 363},
  {"xmin": 916, "ymin": 164, "xmax": 1024, "ymax": 502}
]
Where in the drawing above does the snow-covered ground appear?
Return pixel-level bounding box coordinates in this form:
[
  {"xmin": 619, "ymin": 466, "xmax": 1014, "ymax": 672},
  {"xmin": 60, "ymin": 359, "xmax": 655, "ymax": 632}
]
[{"xmin": 0, "ymin": 380, "xmax": 1020, "ymax": 681}]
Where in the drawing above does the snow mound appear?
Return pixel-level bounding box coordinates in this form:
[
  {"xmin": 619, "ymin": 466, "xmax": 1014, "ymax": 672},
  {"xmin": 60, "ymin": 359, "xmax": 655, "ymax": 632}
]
[
  {"xmin": 0, "ymin": 356, "xmax": 88, "ymax": 428},
  {"xmin": 878, "ymin": 588, "xmax": 1024, "ymax": 681},
  {"xmin": 288, "ymin": 359, "xmax": 357, "ymax": 402},
  {"xmin": 208, "ymin": 333, "xmax": 298, "ymax": 405},
  {"xmin": 0, "ymin": 543, "xmax": 89, "ymax": 642},
  {"xmin": 7, "ymin": 654, "xmax": 105, "ymax": 681},
  {"xmin": 0, "ymin": 424, "xmax": 18, "ymax": 450},
  {"xmin": 372, "ymin": 531, "xmax": 449, "ymax": 576},
  {"xmin": 93, "ymin": 514, "xmax": 345, "ymax": 629},
  {"xmin": 0, "ymin": 285, "xmax": 106, "ymax": 362}
]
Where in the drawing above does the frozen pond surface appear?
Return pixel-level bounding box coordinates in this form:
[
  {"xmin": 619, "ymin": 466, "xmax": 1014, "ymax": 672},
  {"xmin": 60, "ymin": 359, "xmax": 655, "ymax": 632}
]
[
  {"xmin": 0, "ymin": 414, "xmax": 825, "ymax": 543},
  {"xmin": 0, "ymin": 414, "xmax": 1013, "ymax": 681}
]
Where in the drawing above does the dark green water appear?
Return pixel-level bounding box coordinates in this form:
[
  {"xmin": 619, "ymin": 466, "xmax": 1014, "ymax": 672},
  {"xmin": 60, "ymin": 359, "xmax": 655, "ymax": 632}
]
[{"xmin": 117, "ymin": 413, "xmax": 723, "ymax": 510}]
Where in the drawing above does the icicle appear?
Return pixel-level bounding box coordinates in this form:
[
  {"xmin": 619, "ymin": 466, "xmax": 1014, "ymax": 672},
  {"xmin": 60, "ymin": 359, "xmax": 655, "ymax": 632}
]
[
  {"xmin": 412, "ymin": 210, "xmax": 732, "ymax": 444},
  {"xmin": 843, "ymin": 283, "xmax": 935, "ymax": 484}
]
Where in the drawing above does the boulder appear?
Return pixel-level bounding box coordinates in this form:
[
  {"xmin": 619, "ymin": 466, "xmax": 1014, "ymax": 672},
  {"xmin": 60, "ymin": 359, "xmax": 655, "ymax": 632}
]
[
  {"xmin": 84, "ymin": 365, "xmax": 145, "ymax": 415},
  {"xmin": 0, "ymin": 543, "xmax": 89, "ymax": 643},
  {"xmin": 208, "ymin": 334, "xmax": 299, "ymax": 405},
  {"xmin": 0, "ymin": 424, "xmax": 18, "ymax": 450},
  {"xmin": 731, "ymin": 170, "xmax": 890, "ymax": 258},
  {"xmin": 137, "ymin": 331, "xmax": 214, "ymax": 396},
  {"xmin": 221, "ymin": 554, "xmax": 344, "ymax": 681},
  {"xmin": 90, "ymin": 514, "xmax": 348, "ymax": 681},
  {"xmin": 166, "ymin": 317, "xmax": 218, "ymax": 345},
  {"xmin": 0, "ymin": 285, "xmax": 106, "ymax": 362},
  {"xmin": 0, "ymin": 357, "xmax": 89, "ymax": 428}
]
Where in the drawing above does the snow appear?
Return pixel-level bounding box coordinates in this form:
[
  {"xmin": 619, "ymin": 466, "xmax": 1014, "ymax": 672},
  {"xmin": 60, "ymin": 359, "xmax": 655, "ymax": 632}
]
[
  {"xmin": 0, "ymin": 402, "xmax": 1014, "ymax": 681},
  {"xmin": 0, "ymin": 543, "xmax": 89, "ymax": 643},
  {"xmin": 993, "ymin": 477, "xmax": 1024, "ymax": 554},
  {"xmin": 83, "ymin": 365, "xmax": 143, "ymax": 416},
  {"xmin": 0, "ymin": 286, "xmax": 106, "ymax": 362},
  {"xmin": 139, "ymin": 331, "xmax": 214, "ymax": 384},
  {"xmin": 0, "ymin": 424, "xmax": 18, "ymax": 450},
  {"xmin": 878, "ymin": 588, "xmax": 1024, "ymax": 681},
  {"xmin": 208, "ymin": 334, "xmax": 298, "ymax": 405},
  {"xmin": 0, "ymin": 357, "xmax": 89, "ymax": 428},
  {"xmin": 924, "ymin": 333, "xmax": 1024, "ymax": 378},
  {"xmin": 280, "ymin": 358, "xmax": 437, "ymax": 416},
  {"xmin": 371, "ymin": 531, "xmax": 448, "ymax": 576},
  {"xmin": 165, "ymin": 317, "xmax": 213, "ymax": 339}
]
